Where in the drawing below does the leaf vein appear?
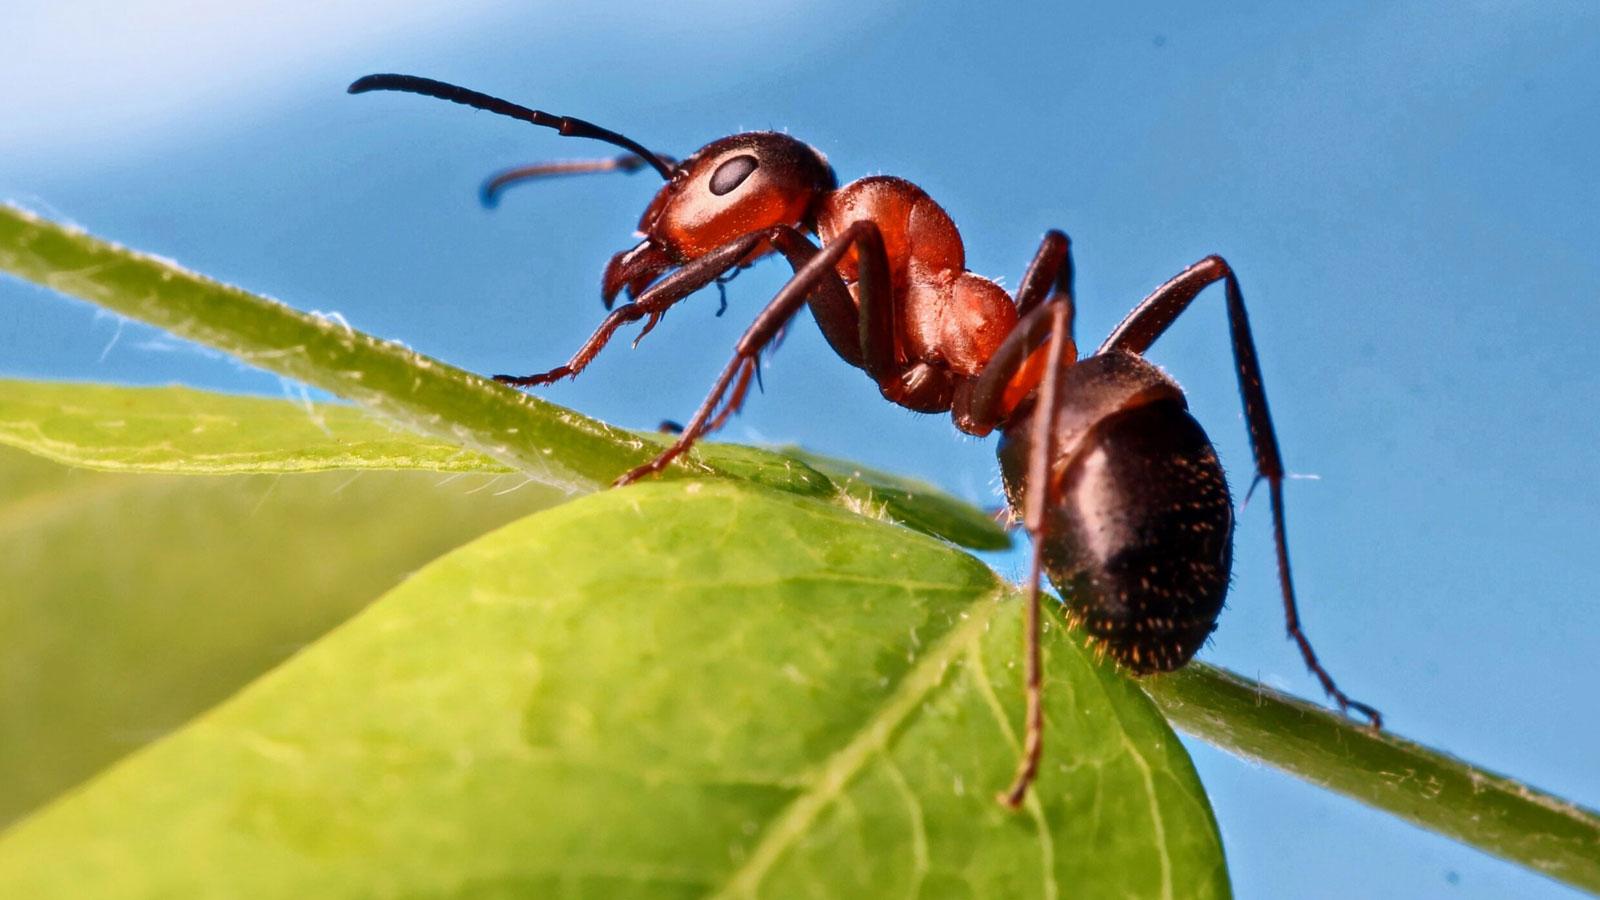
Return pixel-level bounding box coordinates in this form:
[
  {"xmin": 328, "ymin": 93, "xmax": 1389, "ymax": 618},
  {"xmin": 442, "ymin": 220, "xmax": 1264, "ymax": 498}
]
[
  {"xmin": 1084, "ymin": 657, "xmax": 1175, "ymax": 900},
  {"xmin": 707, "ymin": 582, "xmax": 1006, "ymax": 899},
  {"xmin": 967, "ymin": 637, "xmax": 1060, "ymax": 900},
  {"xmin": 882, "ymin": 757, "xmax": 929, "ymax": 900}
]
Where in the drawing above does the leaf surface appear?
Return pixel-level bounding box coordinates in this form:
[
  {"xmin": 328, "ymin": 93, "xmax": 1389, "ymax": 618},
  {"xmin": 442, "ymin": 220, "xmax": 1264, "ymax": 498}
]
[
  {"xmin": 0, "ymin": 482, "xmax": 1228, "ymax": 899},
  {"xmin": 783, "ymin": 446, "xmax": 1012, "ymax": 552},
  {"xmin": 0, "ymin": 379, "xmax": 511, "ymax": 474},
  {"xmin": 0, "ymin": 378, "xmax": 1007, "ymax": 549},
  {"xmin": 0, "ymin": 444, "xmax": 561, "ymax": 826}
]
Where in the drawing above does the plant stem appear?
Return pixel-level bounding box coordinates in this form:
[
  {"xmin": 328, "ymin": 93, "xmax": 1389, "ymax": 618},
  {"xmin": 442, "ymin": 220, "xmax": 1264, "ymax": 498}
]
[
  {"xmin": 1145, "ymin": 664, "xmax": 1600, "ymax": 894},
  {"xmin": 0, "ymin": 204, "xmax": 823, "ymax": 496}
]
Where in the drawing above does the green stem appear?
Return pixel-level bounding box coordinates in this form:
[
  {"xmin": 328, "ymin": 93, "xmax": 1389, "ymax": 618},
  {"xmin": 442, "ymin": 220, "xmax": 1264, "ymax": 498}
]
[
  {"xmin": 1145, "ymin": 664, "xmax": 1600, "ymax": 893},
  {"xmin": 0, "ymin": 204, "xmax": 822, "ymax": 496}
]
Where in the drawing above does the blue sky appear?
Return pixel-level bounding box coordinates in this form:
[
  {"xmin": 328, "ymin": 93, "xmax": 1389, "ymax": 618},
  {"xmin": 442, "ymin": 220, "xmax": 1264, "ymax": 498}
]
[{"xmin": 4, "ymin": 2, "xmax": 1598, "ymax": 896}]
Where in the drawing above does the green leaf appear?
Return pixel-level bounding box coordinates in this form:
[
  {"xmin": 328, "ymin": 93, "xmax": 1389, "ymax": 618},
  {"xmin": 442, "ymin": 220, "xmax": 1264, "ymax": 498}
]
[
  {"xmin": 782, "ymin": 447, "xmax": 1011, "ymax": 552},
  {"xmin": 0, "ymin": 379, "xmax": 512, "ymax": 474},
  {"xmin": 0, "ymin": 443, "xmax": 562, "ymax": 827},
  {"xmin": 0, "ymin": 377, "xmax": 1007, "ymax": 550},
  {"xmin": 0, "ymin": 482, "xmax": 1227, "ymax": 899}
]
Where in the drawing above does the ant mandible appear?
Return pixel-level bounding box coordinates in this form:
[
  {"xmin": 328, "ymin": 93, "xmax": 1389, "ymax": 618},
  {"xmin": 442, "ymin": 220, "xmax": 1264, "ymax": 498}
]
[{"xmin": 349, "ymin": 74, "xmax": 1383, "ymax": 808}]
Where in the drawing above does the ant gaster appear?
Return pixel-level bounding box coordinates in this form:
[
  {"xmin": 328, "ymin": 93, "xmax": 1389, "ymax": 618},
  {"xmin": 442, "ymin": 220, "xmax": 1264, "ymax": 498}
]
[{"xmin": 350, "ymin": 74, "xmax": 1383, "ymax": 808}]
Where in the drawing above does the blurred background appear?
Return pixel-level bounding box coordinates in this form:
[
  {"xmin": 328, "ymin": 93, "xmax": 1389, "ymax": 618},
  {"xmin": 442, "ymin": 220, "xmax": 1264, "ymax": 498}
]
[{"xmin": 3, "ymin": 1, "xmax": 1597, "ymax": 896}]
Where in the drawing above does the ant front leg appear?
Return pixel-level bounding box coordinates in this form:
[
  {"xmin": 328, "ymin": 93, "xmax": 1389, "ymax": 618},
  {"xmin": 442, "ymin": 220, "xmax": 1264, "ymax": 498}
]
[
  {"xmin": 496, "ymin": 225, "xmax": 861, "ymax": 389},
  {"xmin": 1101, "ymin": 257, "xmax": 1382, "ymax": 727},
  {"xmin": 494, "ymin": 230, "xmax": 775, "ymax": 387},
  {"xmin": 612, "ymin": 221, "xmax": 891, "ymax": 486}
]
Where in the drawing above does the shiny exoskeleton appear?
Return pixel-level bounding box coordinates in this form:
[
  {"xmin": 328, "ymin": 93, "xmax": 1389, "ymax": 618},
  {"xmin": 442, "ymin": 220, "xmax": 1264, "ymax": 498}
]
[
  {"xmin": 997, "ymin": 351, "xmax": 1233, "ymax": 675},
  {"xmin": 350, "ymin": 74, "xmax": 1382, "ymax": 808}
]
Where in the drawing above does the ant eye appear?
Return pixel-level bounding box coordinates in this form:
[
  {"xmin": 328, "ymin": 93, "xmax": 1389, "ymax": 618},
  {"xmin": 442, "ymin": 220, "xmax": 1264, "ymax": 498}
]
[{"xmin": 708, "ymin": 155, "xmax": 759, "ymax": 195}]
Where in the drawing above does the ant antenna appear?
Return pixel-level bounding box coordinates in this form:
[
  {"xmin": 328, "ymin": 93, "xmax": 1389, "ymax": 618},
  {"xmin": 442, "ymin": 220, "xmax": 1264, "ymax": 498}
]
[
  {"xmin": 479, "ymin": 154, "xmax": 677, "ymax": 208},
  {"xmin": 348, "ymin": 74, "xmax": 675, "ymax": 180}
]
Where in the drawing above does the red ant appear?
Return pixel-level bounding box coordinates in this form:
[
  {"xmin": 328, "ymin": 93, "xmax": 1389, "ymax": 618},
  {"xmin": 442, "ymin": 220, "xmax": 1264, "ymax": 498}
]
[{"xmin": 350, "ymin": 74, "xmax": 1383, "ymax": 807}]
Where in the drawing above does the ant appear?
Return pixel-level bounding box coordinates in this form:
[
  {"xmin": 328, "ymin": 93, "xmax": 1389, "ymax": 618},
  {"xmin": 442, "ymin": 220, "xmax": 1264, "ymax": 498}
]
[{"xmin": 349, "ymin": 73, "xmax": 1383, "ymax": 807}]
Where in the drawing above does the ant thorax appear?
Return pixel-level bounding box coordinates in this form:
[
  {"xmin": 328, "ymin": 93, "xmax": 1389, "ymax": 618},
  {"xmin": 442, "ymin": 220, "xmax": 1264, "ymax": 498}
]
[{"xmin": 815, "ymin": 175, "xmax": 1016, "ymax": 379}]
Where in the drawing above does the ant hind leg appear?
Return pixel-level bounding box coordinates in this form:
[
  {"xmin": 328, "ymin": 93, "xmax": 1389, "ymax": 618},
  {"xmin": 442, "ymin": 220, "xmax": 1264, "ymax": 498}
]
[
  {"xmin": 1100, "ymin": 256, "xmax": 1381, "ymax": 727},
  {"xmin": 997, "ymin": 299, "xmax": 1074, "ymax": 809}
]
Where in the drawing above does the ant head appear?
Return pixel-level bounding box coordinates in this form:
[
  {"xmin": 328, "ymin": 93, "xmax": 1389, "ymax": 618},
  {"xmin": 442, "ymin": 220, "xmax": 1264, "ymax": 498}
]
[
  {"xmin": 605, "ymin": 132, "xmax": 836, "ymax": 303},
  {"xmin": 343, "ymin": 76, "xmax": 836, "ymax": 306}
]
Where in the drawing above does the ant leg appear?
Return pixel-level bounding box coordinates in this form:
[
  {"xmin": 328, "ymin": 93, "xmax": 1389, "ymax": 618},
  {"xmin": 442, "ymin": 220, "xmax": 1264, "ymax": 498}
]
[
  {"xmin": 494, "ymin": 229, "xmax": 771, "ymax": 387},
  {"xmin": 1100, "ymin": 257, "xmax": 1382, "ymax": 727},
  {"xmin": 999, "ymin": 299, "xmax": 1075, "ymax": 809},
  {"xmin": 704, "ymin": 360, "xmax": 756, "ymax": 433},
  {"xmin": 827, "ymin": 221, "xmax": 974, "ymax": 410},
  {"xmin": 1013, "ymin": 230, "xmax": 1076, "ymax": 322},
  {"xmin": 613, "ymin": 221, "xmax": 892, "ymax": 486},
  {"xmin": 494, "ymin": 306, "xmax": 648, "ymax": 387},
  {"xmin": 496, "ymin": 226, "xmax": 858, "ymax": 388},
  {"xmin": 767, "ymin": 229, "xmax": 865, "ymax": 369},
  {"xmin": 803, "ymin": 221, "xmax": 894, "ymax": 386},
  {"xmin": 957, "ymin": 237, "xmax": 1079, "ymax": 434}
]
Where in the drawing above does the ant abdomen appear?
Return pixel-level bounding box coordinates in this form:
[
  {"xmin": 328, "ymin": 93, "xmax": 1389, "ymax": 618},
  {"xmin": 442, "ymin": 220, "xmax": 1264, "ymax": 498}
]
[{"xmin": 999, "ymin": 355, "xmax": 1234, "ymax": 673}]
